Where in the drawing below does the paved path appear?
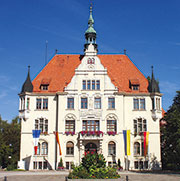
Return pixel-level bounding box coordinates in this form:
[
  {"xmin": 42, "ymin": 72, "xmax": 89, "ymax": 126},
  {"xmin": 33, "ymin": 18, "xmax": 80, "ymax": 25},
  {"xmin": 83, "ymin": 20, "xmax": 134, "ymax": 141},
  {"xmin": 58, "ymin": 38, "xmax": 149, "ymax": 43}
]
[{"xmin": 0, "ymin": 171, "xmax": 179, "ymax": 181}]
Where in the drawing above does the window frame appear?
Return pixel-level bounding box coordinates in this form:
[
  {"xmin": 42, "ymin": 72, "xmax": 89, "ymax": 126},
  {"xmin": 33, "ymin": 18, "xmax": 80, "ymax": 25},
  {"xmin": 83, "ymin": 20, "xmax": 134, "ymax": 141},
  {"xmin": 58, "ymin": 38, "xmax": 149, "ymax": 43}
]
[
  {"xmin": 35, "ymin": 118, "xmax": 48, "ymax": 133},
  {"xmin": 43, "ymin": 98, "xmax": 48, "ymax": 110},
  {"xmin": 94, "ymin": 97, "xmax": 101, "ymax": 109},
  {"xmin": 66, "ymin": 141, "xmax": 74, "ymax": 155},
  {"xmin": 67, "ymin": 97, "xmax": 74, "ymax": 109},
  {"xmin": 108, "ymin": 141, "xmax": 116, "ymax": 156},
  {"xmin": 107, "ymin": 120, "xmax": 117, "ymax": 132},
  {"xmin": 82, "ymin": 120, "xmax": 100, "ymax": 131},
  {"xmin": 65, "ymin": 120, "xmax": 75, "ymax": 132},
  {"xmin": 108, "ymin": 97, "xmax": 115, "ymax": 109},
  {"xmin": 81, "ymin": 98, "xmax": 88, "ymax": 109}
]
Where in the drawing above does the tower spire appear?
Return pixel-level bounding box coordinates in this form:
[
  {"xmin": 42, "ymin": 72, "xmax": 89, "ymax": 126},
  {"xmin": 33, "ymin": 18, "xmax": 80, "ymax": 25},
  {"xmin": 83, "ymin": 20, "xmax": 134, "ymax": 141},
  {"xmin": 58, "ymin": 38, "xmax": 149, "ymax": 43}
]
[
  {"xmin": 84, "ymin": 3, "xmax": 98, "ymax": 55},
  {"xmin": 21, "ymin": 66, "xmax": 33, "ymax": 93}
]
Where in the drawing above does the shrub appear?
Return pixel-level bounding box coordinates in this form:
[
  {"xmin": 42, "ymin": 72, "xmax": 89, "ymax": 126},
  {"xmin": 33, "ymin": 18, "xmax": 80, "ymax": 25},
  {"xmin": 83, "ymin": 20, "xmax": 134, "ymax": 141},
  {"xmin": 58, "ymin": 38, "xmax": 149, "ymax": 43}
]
[
  {"xmin": 58, "ymin": 158, "xmax": 64, "ymax": 170},
  {"xmin": 68, "ymin": 153, "xmax": 120, "ymax": 179}
]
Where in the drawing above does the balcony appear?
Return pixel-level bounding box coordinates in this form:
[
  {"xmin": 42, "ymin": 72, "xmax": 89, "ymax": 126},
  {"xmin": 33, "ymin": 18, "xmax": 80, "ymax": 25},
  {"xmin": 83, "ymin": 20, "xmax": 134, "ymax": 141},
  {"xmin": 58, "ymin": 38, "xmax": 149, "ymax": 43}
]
[
  {"xmin": 19, "ymin": 109, "xmax": 30, "ymax": 120},
  {"xmin": 79, "ymin": 131, "xmax": 103, "ymax": 140},
  {"xmin": 151, "ymin": 109, "xmax": 162, "ymax": 121}
]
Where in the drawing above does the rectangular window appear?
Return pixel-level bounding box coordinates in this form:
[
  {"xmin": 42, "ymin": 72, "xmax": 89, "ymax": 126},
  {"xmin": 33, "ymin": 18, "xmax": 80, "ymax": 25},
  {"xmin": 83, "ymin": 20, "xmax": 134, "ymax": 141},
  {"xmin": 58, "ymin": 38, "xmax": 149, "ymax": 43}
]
[
  {"xmin": 82, "ymin": 120, "xmax": 99, "ymax": 131},
  {"xmin": 108, "ymin": 98, "xmax": 115, "ymax": 109},
  {"xmin": 94, "ymin": 98, "xmax": 101, "ymax": 109},
  {"xmin": 35, "ymin": 119, "xmax": 39, "ymax": 130},
  {"xmin": 140, "ymin": 99, "xmax": 145, "ymax": 110},
  {"xmin": 134, "ymin": 120, "xmax": 137, "ymax": 136},
  {"xmin": 134, "ymin": 161, "xmax": 138, "ymax": 169},
  {"xmin": 87, "ymin": 80, "xmax": 91, "ymax": 90},
  {"xmin": 66, "ymin": 162, "xmax": 70, "ymax": 169},
  {"xmin": 27, "ymin": 98, "xmax": 30, "ymax": 109},
  {"xmin": 81, "ymin": 98, "xmax": 88, "ymax": 109},
  {"xmin": 133, "ymin": 98, "xmax": 139, "ymax": 110},
  {"xmin": 38, "ymin": 162, "xmax": 42, "ymax": 169},
  {"xmin": 138, "ymin": 119, "xmax": 142, "ymax": 133},
  {"xmin": 156, "ymin": 98, "xmax": 160, "ymax": 110},
  {"xmin": 134, "ymin": 119, "xmax": 147, "ymax": 136},
  {"xmin": 107, "ymin": 120, "xmax": 116, "ymax": 132},
  {"xmin": 40, "ymin": 118, "xmax": 44, "ymax": 132},
  {"xmin": 143, "ymin": 120, "xmax": 147, "ymax": 132},
  {"xmin": 65, "ymin": 120, "xmax": 75, "ymax": 132},
  {"xmin": 152, "ymin": 98, "xmax": 155, "ymax": 110},
  {"xmin": 45, "ymin": 119, "xmax": 48, "ymax": 132},
  {"xmin": 144, "ymin": 161, "xmax": 148, "ymax": 169},
  {"xmin": 23, "ymin": 97, "xmax": 25, "ymax": 110},
  {"xmin": 43, "ymin": 98, "xmax": 48, "ymax": 110},
  {"xmin": 33, "ymin": 162, "xmax": 37, "ymax": 169},
  {"xmin": 82, "ymin": 80, "xmax": 86, "ymax": 90},
  {"xmin": 36, "ymin": 98, "xmax": 42, "ymax": 109},
  {"xmin": 92, "ymin": 80, "xmax": 95, "ymax": 90},
  {"xmin": 96, "ymin": 80, "xmax": 100, "ymax": 90},
  {"xmin": 43, "ymin": 161, "xmax": 48, "ymax": 169},
  {"xmin": 67, "ymin": 98, "xmax": 74, "ymax": 109}
]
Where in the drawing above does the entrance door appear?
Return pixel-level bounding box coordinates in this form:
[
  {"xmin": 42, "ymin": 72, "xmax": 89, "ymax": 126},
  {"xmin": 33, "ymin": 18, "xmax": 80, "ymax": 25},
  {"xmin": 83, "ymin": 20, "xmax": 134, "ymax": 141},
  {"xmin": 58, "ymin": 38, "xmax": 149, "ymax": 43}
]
[{"xmin": 85, "ymin": 142, "xmax": 97, "ymax": 155}]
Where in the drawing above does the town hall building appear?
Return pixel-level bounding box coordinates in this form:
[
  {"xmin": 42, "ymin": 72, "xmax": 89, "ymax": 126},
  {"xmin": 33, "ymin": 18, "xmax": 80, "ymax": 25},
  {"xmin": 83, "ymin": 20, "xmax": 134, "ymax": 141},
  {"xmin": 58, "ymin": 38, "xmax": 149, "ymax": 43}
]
[{"xmin": 18, "ymin": 5, "xmax": 162, "ymax": 170}]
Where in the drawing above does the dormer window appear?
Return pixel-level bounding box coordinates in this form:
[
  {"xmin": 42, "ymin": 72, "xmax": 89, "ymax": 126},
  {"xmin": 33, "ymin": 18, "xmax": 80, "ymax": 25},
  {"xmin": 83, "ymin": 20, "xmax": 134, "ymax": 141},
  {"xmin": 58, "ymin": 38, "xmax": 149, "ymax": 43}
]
[
  {"xmin": 41, "ymin": 84, "xmax": 49, "ymax": 90},
  {"xmin": 130, "ymin": 79, "xmax": 140, "ymax": 91},
  {"xmin": 40, "ymin": 78, "xmax": 50, "ymax": 91}
]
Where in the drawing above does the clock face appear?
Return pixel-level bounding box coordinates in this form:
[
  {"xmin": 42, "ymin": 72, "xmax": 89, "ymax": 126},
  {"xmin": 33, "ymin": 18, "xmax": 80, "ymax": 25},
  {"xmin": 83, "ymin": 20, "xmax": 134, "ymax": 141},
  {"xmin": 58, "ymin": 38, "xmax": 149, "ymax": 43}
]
[{"xmin": 87, "ymin": 57, "xmax": 95, "ymax": 64}]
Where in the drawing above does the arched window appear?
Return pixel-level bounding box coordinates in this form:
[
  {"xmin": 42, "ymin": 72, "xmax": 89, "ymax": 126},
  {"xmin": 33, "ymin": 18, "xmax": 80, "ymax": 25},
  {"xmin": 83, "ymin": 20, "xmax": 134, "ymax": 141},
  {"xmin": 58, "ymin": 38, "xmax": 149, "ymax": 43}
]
[
  {"xmin": 66, "ymin": 141, "xmax": 74, "ymax": 155},
  {"xmin": 108, "ymin": 141, "xmax": 116, "ymax": 155},
  {"xmin": 41, "ymin": 142, "xmax": 48, "ymax": 155},
  {"xmin": 134, "ymin": 142, "xmax": 140, "ymax": 156}
]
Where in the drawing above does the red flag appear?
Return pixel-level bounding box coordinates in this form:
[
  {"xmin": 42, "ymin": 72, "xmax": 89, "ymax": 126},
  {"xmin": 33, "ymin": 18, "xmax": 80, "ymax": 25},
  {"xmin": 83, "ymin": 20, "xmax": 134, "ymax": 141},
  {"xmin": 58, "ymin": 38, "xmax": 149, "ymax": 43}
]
[{"xmin": 54, "ymin": 131, "xmax": 62, "ymax": 155}]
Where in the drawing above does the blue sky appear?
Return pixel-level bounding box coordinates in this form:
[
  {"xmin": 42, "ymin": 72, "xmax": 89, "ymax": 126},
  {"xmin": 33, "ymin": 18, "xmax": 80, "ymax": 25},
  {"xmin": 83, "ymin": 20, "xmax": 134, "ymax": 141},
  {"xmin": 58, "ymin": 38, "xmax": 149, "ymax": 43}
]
[{"xmin": 0, "ymin": 0, "xmax": 180, "ymax": 121}]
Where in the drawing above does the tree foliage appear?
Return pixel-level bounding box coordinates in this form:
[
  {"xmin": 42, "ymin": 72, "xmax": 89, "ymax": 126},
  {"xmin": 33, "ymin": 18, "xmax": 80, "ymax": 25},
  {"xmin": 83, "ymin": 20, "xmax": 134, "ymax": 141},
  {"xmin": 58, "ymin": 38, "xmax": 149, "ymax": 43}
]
[
  {"xmin": 0, "ymin": 116, "xmax": 20, "ymax": 169},
  {"xmin": 161, "ymin": 91, "xmax": 180, "ymax": 170}
]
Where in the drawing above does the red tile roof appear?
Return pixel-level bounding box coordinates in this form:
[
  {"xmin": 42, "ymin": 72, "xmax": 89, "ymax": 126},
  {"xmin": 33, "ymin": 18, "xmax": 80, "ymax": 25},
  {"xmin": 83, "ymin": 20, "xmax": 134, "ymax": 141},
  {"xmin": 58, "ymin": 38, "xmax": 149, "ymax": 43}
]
[{"xmin": 32, "ymin": 54, "xmax": 149, "ymax": 93}]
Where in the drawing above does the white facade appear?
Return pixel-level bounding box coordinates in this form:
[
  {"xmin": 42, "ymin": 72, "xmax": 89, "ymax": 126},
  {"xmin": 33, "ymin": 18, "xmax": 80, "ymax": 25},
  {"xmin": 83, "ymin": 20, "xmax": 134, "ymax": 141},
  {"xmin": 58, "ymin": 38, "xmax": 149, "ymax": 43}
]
[
  {"xmin": 18, "ymin": 52, "xmax": 162, "ymax": 170},
  {"xmin": 18, "ymin": 6, "xmax": 162, "ymax": 171}
]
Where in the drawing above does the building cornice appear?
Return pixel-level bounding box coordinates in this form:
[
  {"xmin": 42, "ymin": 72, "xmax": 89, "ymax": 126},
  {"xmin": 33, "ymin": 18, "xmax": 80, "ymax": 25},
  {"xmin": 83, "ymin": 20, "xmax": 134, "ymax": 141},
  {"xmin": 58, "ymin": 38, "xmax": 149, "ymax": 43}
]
[
  {"xmin": 114, "ymin": 92, "xmax": 163, "ymax": 96},
  {"xmin": 18, "ymin": 91, "xmax": 68, "ymax": 96}
]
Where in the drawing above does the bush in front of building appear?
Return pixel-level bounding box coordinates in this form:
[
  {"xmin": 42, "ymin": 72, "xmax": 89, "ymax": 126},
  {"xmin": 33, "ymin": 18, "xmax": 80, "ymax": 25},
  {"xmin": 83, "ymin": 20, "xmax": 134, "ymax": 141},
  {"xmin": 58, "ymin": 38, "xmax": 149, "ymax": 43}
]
[
  {"xmin": 68, "ymin": 153, "xmax": 120, "ymax": 179},
  {"xmin": 58, "ymin": 157, "xmax": 64, "ymax": 170}
]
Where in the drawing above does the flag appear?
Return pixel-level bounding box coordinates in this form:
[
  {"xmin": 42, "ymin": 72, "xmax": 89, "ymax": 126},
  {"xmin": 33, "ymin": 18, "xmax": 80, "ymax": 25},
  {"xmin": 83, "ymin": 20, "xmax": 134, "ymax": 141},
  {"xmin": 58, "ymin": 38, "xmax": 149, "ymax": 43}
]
[
  {"xmin": 32, "ymin": 130, "xmax": 41, "ymax": 155},
  {"xmin": 54, "ymin": 131, "xmax": 62, "ymax": 155},
  {"xmin": 143, "ymin": 131, "xmax": 149, "ymax": 156},
  {"xmin": 123, "ymin": 130, "xmax": 131, "ymax": 156}
]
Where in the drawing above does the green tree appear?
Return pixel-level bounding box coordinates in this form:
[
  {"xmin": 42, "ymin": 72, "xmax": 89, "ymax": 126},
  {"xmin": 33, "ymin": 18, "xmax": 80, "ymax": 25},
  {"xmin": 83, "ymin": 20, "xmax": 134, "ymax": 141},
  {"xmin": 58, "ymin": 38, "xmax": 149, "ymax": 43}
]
[
  {"xmin": 0, "ymin": 116, "xmax": 20, "ymax": 169},
  {"xmin": 161, "ymin": 91, "xmax": 180, "ymax": 170}
]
